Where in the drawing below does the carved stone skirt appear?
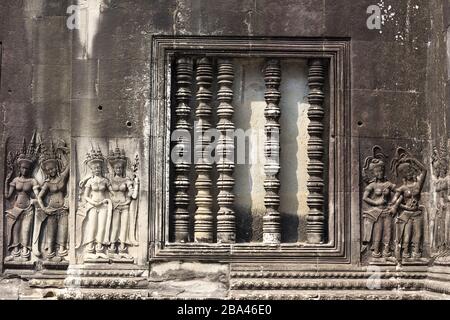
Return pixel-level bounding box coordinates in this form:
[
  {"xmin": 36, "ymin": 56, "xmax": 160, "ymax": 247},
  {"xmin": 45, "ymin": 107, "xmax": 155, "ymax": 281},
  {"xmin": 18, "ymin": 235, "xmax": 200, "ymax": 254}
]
[
  {"xmin": 6, "ymin": 204, "xmax": 34, "ymax": 250},
  {"xmin": 110, "ymin": 204, "xmax": 131, "ymax": 244},
  {"xmin": 45, "ymin": 209, "xmax": 69, "ymax": 249},
  {"xmin": 79, "ymin": 202, "xmax": 112, "ymax": 247},
  {"xmin": 433, "ymin": 208, "xmax": 447, "ymax": 250}
]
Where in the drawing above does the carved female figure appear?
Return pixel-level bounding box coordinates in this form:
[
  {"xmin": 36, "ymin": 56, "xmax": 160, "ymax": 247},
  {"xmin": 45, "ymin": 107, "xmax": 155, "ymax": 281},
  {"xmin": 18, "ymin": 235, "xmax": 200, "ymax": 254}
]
[
  {"xmin": 390, "ymin": 148, "xmax": 427, "ymax": 261},
  {"xmin": 76, "ymin": 146, "xmax": 113, "ymax": 260},
  {"xmin": 34, "ymin": 140, "xmax": 70, "ymax": 262},
  {"xmin": 431, "ymin": 146, "xmax": 449, "ymax": 252},
  {"xmin": 4, "ymin": 135, "xmax": 40, "ymax": 262},
  {"xmin": 107, "ymin": 146, "xmax": 139, "ymax": 260},
  {"xmin": 361, "ymin": 146, "xmax": 397, "ymax": 259}
]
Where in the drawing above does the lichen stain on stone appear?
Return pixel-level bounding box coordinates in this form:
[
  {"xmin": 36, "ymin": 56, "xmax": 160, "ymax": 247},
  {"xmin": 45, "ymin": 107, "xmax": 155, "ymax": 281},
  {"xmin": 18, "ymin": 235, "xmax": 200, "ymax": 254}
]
[
  {"xmin": 173, "ymin": 0, "xmax": 192, "ymax": 35},
  {"xmin": 76, "ymin": 0, "xmax": 102, "ymax": 59}
]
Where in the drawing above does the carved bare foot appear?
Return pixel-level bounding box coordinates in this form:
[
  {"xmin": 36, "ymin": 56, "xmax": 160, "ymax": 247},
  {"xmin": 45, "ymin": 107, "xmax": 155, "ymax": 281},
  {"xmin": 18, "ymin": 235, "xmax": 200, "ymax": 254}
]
[
  {"xmin": 96, "ymin": 248, "xmax": 108, "ymax": 259},
  {"xmin": 96, "ymin": 252, "xmax": 108, "ymax": 259},
  {"xmin": 58, "ymin": 245, "xmax": 68, "ymax": 256},
  {"xmin": 47, "ymin": 255, "xmax": 62, "ymax": 263},
  {"xmin": 85, "ymin": 253, "xmax": 97, "ymax": 261},
  {"xmin": 386, "ymin": 256, "xmax": 397, "ymax": 263},
  {"xmin": 86, "ymin": 243, "xmax": 95, "ymax": 253},
  {"xmin": 382, "ymin": 248, "xmax": 392, "ymax": 258},
  {"xmin": 20, "ymin": 247, "xmax": 31, "ymax": 260},
  {"xmin": 372, "ymin": 251, "xmax": 382, "ymax": 258},
  {"xmin": 85, "ymin": 243, "xmax": 97, "ymax": 261},
  {"xmin": 93, "ymin": 242, "xmax": 108, "ymax": 259},
  {"xmin": 4, "ymin": 255, "xmax": 16, "ymax": 262},
  {"xmin": 5, "ymin": 248, "xmax": 20, "ymax": 261},
  {"xmin": 16, "ymin": 256, "xmax": 30, "ymax": 262},
  {"xmin": 57, "ymin": 253, "xmax": 68, "ymax": 262},
  {"xmin": 117, "ymin": 243, "xmax": 131, "ymax": 259},
  {"xmin": 46, "ymin": 251, "xmax": 56, "ymax": 261},
  {"xmin": 108, "ymin": 243, "xmax": 117, "ymax": 257},
  {"xmin": 119, "ymin": 252, "xmax": 132, "ymax": 259}
]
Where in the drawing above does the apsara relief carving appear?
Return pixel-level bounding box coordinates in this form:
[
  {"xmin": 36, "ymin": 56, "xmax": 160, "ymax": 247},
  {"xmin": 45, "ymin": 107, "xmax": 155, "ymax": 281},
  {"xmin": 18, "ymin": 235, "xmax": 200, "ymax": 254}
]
[
  {"xmin": 362, "ymin": 146, "xmax": 428, "ymax": 265},
  {"xmin": 76, "ymin": 142, "xmax": 139, "ymax": 263},
  {"xmin": 4, "ymin": 133, "xmax": 70, "ymax": 264}
]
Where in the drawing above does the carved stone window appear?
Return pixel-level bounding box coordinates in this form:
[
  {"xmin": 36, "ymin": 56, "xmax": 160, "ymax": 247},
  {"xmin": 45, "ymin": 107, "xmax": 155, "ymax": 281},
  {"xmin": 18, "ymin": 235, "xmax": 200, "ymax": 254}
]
[{"xmin": 150, "ymin": 37, "xmax": 350, "ymax": 263}]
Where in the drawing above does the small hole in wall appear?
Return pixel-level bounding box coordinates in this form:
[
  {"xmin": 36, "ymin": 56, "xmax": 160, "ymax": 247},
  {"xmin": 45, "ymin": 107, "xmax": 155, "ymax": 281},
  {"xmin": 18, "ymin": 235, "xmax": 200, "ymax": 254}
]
[
  {"xmin": 43, "ymin": 291, "xmax": 55, "ymax": 298},
  {"xmin": 98, "ymin": 105, "xmax": 103, "ymax": 111},
  {"xmin": 357, "ymin": 121, "xmax": 363, "ymax": 127},
  {"xmin": 126, "ymin": 121, "xmax": 132, "ymax": 128},
  {"xmin": 8, "ymin": 89, "xmax": 12, "ymax": 94}
]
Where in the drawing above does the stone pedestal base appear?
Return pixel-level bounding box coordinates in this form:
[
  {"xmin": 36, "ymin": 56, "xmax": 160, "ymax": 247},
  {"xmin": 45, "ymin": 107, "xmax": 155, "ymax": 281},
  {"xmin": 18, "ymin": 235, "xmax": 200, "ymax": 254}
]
[
  {"xmin": 58, "ymin": 264, "xmax": 149, "ymax": 299},
  {"xmin": 228, "ymin": 263, "xmax": 447, "ymax": 300},
  {"xmin": 1, "ymin": 261, "xmax": 449, "ymax": 299}
]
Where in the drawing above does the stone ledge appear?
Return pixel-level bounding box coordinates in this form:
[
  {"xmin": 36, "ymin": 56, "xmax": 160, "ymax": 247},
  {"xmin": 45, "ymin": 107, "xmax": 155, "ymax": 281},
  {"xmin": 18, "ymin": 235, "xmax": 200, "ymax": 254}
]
[
  {"xmin": 229, "ymin": 290, "xmax": 448, "ymax": 300},
  {"xmin": 1, "ymin": 262, "xmax": 450, "ymax": 299}
]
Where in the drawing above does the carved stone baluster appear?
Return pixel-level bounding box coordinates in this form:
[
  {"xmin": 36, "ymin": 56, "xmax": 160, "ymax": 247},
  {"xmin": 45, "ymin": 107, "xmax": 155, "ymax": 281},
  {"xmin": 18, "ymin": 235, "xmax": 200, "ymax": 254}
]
[
  {"xmin": 216, "ymin": 59, "xmax": 235, "ymax": 243},
  {"xmin": 194, "ymin": 57, "xmax": 214, "ymax": 242},
  {"xmin": 173, "ymin": 57, "xmax": 193, "ymax": 242},
  {"xmin": 306, "ymin": 59, "xmax": 326, "ymax": 244},
  {"xmin": 263, "ymin": 59, "xmax": 281, "ymax": 244}
]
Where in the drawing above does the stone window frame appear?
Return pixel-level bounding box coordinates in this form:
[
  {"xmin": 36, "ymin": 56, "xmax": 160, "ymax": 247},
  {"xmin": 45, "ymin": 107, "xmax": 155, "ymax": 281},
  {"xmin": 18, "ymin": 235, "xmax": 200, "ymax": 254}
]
[{"xmin": 149, "ymin": 36, "xmax": 351, "ymax": 263}]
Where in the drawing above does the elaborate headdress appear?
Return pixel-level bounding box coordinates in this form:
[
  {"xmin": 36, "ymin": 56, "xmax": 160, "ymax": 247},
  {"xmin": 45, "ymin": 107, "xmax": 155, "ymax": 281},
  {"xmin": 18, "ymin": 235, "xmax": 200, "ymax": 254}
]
[
  {"xmin": 39, "ymin": 139, "xmax": 69, "ymax": 177},
  {"xmin": 17, "ymin": 132, "xmax": 39, "ymax": 167},
  {"xmin": 362, "ymin": 145, "xmax": 387, "ymax": 183},
  {"xmin": 390, "ymin": 147, "xmax": 418, "ymax": 178},
  {"xmin": 40, "ymin": 140, "xmax": 58, "ymax": 168},
  {"xmin": 107, "ymin": 144, "xmax": 127, "ymax": 167},
  {"xmin": 85, "ymin": 144, "xmax": 105, "ymax": 166}
]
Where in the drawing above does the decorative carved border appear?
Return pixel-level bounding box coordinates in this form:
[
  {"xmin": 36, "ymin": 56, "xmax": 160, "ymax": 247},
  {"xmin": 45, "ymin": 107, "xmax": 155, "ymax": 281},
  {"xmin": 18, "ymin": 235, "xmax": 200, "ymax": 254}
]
[
  {"xmin": 230, "ymin": 292, "xmax": 431, "ymax": 300},
  {"xmin": 149, "ymin": 36, "xmax": 351, "ymax": 263},
  {"xmin": 58, "ymin": 290, "xmax": 149, "ymax": 300},
  {"xmin": 230, "ymin": 279, "xmax": 425, "ymax": 290}
]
